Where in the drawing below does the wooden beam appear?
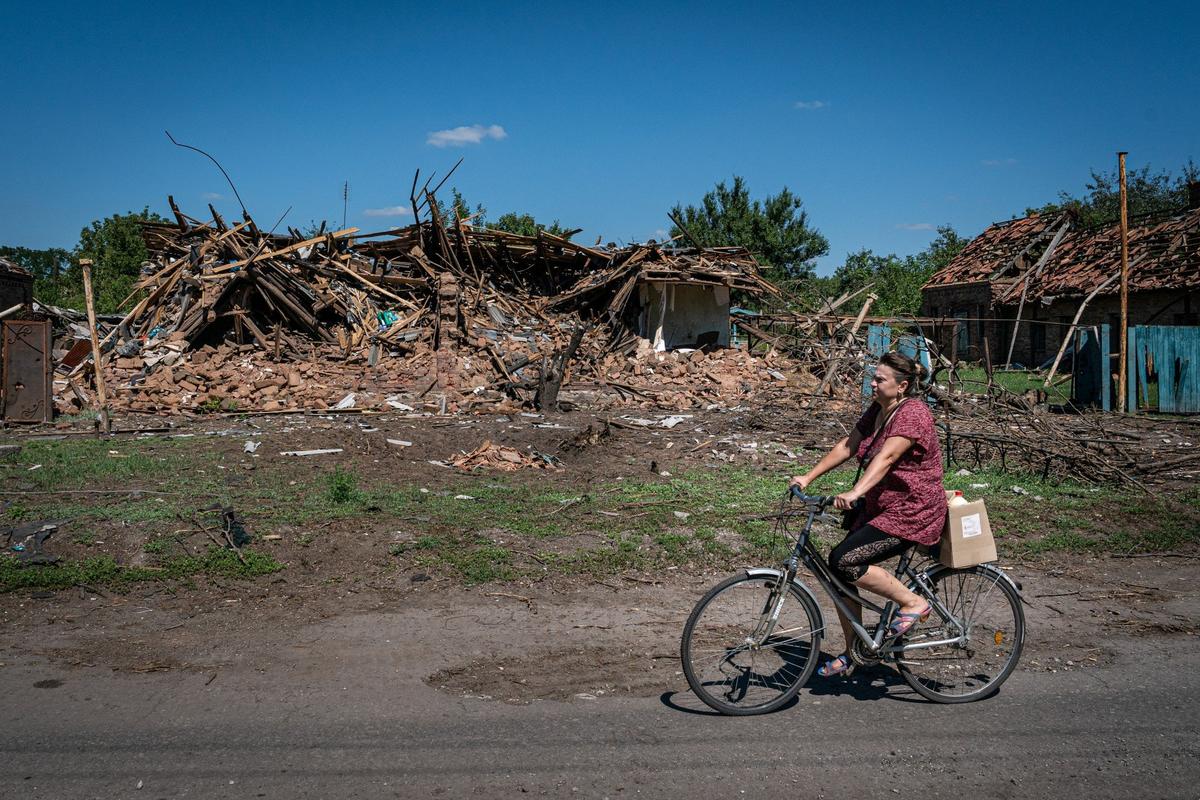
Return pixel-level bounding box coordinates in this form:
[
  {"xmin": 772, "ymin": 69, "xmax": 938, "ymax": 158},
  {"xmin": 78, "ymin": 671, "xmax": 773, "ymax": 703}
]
[
  {"xmin": 1001, "ymin": 219, "xmax": 1070, "ymax": 368},
  {"xmin": 1043, "ymin": 269, "xmax": 1121, "ymax": 387},
  {"xmin": 80, "ymin": 259, "xmax": 111, "ymax": 434},
  {"xmin": 209, "ymin": 228, "xmax": 359, "ymax": 274}
]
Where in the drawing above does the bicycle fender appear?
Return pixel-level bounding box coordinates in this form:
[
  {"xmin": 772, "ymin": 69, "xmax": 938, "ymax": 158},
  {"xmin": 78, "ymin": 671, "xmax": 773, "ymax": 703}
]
[
  {"xmin": 744, "ymin": 568, "xmax": 826, "ymax": 621},
  {"xmin": 922, "ymin": 563, "xmax": 1030, "ymax": 607}
]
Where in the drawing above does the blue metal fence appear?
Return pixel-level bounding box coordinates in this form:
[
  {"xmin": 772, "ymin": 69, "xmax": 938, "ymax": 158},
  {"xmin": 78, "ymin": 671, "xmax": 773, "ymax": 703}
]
[
  {"xmin": 1127, "ymin": 326, "xmax": 1200, "ymax": 413},
  {"xmin": 862, "ymin": 324, "xmax": 932, "ymax": 398}
]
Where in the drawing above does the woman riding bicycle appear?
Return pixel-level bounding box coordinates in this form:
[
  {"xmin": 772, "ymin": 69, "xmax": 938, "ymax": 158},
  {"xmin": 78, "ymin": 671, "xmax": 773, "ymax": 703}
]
[{"xmin": 790, "ymin": 351, "xmax": 946, "ymax": 677}]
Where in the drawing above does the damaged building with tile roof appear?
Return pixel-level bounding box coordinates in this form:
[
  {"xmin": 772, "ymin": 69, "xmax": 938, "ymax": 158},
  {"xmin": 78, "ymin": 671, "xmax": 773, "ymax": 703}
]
[{"xmin": 921, "ymin": 183, "xmax": 1200, "ymax": 367}]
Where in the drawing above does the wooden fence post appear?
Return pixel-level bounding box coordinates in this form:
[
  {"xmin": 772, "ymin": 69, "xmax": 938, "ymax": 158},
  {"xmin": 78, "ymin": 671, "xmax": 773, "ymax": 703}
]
[{"xmin": 80, "ymin": 258, "xmax": 112, "ymax": 434}]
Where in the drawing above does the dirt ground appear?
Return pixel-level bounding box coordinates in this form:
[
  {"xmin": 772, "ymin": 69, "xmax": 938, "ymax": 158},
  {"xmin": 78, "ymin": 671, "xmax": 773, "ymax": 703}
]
[{"xmin": 2, "ymin": 404, "xmax": 1198, "ymax": 703}]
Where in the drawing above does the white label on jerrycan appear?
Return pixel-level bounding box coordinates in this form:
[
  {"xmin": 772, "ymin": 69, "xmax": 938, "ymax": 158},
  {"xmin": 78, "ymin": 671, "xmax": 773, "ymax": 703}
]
[{"xmin": 960, "ymin": 513, "xmax": 983, "ymax": 539}]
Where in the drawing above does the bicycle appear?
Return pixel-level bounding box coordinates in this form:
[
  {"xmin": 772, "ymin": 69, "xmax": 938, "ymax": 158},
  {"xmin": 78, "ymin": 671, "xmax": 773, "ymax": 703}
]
[{"xmin": 679, "ymin": 488, "xmax": 1026, "ymax": 715}]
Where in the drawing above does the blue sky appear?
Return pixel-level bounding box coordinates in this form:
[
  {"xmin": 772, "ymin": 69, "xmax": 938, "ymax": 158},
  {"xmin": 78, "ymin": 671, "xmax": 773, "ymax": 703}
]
[{"xmin": 2, "ymin": 1, "xmax": 1197, "ymax": 274}]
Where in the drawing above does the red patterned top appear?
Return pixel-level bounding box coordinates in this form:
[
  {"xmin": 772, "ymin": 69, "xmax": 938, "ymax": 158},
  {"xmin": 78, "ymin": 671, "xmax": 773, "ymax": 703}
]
[{"xmin": 854, "ymin": 399, "xmax": 946, "ymax": 546}]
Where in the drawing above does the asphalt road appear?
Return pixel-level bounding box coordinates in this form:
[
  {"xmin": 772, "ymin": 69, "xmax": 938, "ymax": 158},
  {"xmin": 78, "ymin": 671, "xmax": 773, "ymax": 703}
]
[{"xmin": 2, "ymin": 633, "xmax": 1197, "ymax": 800}]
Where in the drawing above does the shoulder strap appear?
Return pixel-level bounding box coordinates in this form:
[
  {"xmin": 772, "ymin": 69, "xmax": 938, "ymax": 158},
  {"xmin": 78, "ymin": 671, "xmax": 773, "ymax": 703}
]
[{"xmin": 860, "ymin": 398, "xmax": 908, "ymax": 465}]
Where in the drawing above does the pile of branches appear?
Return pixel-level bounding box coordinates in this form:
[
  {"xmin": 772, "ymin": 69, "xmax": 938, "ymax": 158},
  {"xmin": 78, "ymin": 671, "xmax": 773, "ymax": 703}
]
[{"xmin": 937, "ymin": 405, "xmax": 1200, "ymax": 487}]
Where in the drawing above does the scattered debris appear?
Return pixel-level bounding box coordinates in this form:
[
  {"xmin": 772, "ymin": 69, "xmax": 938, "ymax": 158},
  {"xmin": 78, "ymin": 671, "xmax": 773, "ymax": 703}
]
[
  {"xmin": 3, "ymin": 521, "xmax": 61, "ymax": 565},
  {"xmin": 450, "ymin": 440, "xmax": 560, "ymax": 472}
]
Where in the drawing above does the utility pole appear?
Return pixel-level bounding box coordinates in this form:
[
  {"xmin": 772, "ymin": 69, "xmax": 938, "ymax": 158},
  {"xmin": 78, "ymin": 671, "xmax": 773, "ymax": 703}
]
[
  {"xmin": 1117, "ymin": 152, "xmax": 1130, "ymax": 412},
  {"xmin": 343, "ymin": 181, "xmax": 349, "ymax": 230}
]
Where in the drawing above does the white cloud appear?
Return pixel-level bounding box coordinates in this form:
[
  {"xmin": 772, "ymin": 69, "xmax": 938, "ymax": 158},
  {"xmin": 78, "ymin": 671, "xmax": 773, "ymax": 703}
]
[
  {"xmin": 202, "ymin": 192, "xmax": 223, "ymax": 201},
  {"xmin": 363, "ymin": 206, "xmax": 412, "ymax": 217},
  {"xmin": 895, "ymin": 223, "xmax": 936, "ymax": 231},
  {"xmin": 793, "ymin": 100, "xmax": 828, "ymax": 110},
  {"xmin": 426, "ymin": 124, "xmax": 507, "ymax": 148},
  {"xmin": 981, "ymin": 157, "xmax": 1018, "ymax": 166}
]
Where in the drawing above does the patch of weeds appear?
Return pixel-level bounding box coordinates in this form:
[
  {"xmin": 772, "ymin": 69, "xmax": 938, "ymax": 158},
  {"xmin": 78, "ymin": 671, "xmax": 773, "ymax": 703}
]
[
  {"xmin": 559, "ymin": 533, "xmax": 645, "ymax": 576},
  {"xmin": 3, "ymin": 503, "xmax": 30, "ymax": 522},
  {"xmin": 9, "ymin": 437, "xmax": 207, "ymax": 495},
  {"xmin": 143, "ymin": 535, "xmax": 177, "ymax": 555},
  {"xmin": 197, "ymin": 397, "xmax": 224, "ymax": 414},
  {"xmin": 326, "ymin": 467, "xmax": 362, "ymax": 505},
  {"xmin": 56, "ymin": 409, "xmax": 99, "ymax": 423},
  {"xmin": 72, "ymin": 532, "xmax": 97, "ymax": 546},
  {"xmin": 0, "ymin": 547, "xmax": 282, "ymax": 592},
  {"xmin": 407, "ymin": 535, "xmax": 512, "ymax": 584}
]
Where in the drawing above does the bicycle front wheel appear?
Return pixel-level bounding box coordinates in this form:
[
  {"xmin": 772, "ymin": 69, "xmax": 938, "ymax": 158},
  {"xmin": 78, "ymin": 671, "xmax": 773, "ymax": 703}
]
[
  {"xmin": 897, "ymin": 565, "xmax": 1025, "ymax": 703},
  {"xmin": 680, "ymin": 572, "xmax": 822, "ymax": 715}
]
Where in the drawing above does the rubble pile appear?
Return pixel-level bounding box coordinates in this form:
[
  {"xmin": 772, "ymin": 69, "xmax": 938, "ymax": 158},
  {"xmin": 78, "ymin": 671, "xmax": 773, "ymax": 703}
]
[{"xmin": 56, "ymin": 189, "xmax": 815, "ymax": 416}]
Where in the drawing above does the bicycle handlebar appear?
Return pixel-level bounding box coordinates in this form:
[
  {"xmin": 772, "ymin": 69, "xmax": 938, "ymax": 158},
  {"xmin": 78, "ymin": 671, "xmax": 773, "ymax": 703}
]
[{"xmin": 788, "ymin": 485, "xmax": 834, "ymax": 507}]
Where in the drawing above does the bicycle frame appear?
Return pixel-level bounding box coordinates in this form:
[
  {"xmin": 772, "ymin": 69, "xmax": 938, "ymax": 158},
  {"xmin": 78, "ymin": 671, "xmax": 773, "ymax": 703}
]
[{"xmin": 763, "ymin": 496, "xmax": 969, "ymax": 658}]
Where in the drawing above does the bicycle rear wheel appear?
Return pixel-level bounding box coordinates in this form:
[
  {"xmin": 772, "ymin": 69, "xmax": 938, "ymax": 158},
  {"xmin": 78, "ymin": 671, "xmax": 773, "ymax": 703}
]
[
  {"xmin": 897, "ymin": 565, "xmax": 1024, "ymax": 703},
  {"xmin": 680, "ymin": 572, "xmax": 822, "ymax": 715}
]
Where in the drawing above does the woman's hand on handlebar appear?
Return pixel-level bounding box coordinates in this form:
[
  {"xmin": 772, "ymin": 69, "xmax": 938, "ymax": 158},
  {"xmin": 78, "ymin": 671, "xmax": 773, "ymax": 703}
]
[
  {"xmin": 788, "ymin": 474, "xmax": 811, "ymax": 492},
  {"xmin": 832, "ymin": 490, "xmax": 863, "ymax": 510}
]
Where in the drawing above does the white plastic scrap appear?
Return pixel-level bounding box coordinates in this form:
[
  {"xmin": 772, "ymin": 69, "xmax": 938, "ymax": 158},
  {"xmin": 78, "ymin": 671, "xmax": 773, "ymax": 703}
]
[
  {"xmin": 334, "ymin": 393, "xmax": 357, "ymax": 410},
  {"xmin": 385, "ymin": 396, "xmax": 415, "ymax": 411},
  {"xmin": 279, "ymin": 448, "xmax": 344, "ymax": 456},
  {"xmin": 387, "ymin": 439, "xmax": 413, "ymax": 447},
  {"xmin": 243, "ymin": 441, "xmax": 261, "ymax": 453}
]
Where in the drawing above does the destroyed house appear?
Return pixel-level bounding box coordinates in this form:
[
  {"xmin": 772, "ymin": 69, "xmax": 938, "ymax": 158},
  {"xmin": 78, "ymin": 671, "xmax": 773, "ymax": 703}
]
[
  {"xmin": 921, "ymin": 190, "xmax": 1200, "ymax": 366},
  {"xmin": 136, "ymin": 208, "xmax": 776, "ymax": 358},
  {"xmin": 91, "ymin": 198, "xmax": 785, "ymax": 415}
]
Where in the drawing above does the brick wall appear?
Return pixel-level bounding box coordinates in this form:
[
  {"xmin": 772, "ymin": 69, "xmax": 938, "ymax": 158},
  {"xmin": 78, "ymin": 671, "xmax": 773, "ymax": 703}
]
[
  {"xmin": 922, "ymin": 284, "xmax": 1198, "ymax": 367},
  {"xmin": 920, "ymin": 282, "xmax": 995, "ymax": 361}
]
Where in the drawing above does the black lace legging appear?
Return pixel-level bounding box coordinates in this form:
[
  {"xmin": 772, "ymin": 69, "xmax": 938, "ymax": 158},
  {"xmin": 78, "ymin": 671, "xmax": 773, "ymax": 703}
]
[{"xmin": 828, "ymin": 524, "xmax": 912, "ymax": 583}]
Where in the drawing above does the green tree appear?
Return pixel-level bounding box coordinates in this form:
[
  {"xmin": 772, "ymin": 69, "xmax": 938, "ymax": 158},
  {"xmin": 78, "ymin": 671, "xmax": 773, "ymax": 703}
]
[
  {"xmin": 908, "ymin": 225, "xmax": 969, "ymax": 275},
  {"xmin": 74, "ymin": 208, "xmax": 166, "ymax": 312},
  {"xmin": 0, "ymin": 245, "xmax": 73, "ymax": 306},
  {"xmin": 826, "ymin": 226, "xmax": 968, "ymax": 317},
  {"xmin": 669, "ymin": 176, "xmax": 829, "ymax": 287},
  {"xmin": 487, "ymin": 212, "xmax": 572, "ymax": 238},
  {"xmin": 433, "ymin": 188, "xmax": 486, "ymax": 227},
  {"xmin": 1027, "ymin": 161, "xmax": 1198, "ymax": 227}
]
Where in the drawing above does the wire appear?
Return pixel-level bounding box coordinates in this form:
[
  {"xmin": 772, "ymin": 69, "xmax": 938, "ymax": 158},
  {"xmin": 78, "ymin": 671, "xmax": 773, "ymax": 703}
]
[{"xmin": 164, "ymin": 131, "xmax": 248, "ymax": 217}]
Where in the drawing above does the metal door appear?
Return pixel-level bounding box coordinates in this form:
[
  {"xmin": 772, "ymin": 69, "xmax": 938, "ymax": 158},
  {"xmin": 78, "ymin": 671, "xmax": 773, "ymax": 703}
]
[{"xmin": 2, "ymin": 320, "xmax": 53, "ymax": 423}]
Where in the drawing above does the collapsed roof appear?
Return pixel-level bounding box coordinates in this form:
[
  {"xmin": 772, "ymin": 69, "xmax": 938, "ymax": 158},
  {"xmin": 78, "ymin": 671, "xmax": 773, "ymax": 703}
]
[{"xmin": 923, "ymin": 205, "xmax": 1200, "ymax": 301}]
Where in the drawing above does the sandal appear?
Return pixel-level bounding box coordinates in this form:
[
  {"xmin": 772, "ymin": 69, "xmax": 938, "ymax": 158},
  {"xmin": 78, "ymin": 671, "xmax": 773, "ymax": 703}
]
[
  {"xmin": 817, "ymin": 654, "xmax": 855, "ymax": 678},
  {"xmin": 887, "ymin": 604, "xmax": 932, "ymax": 638}
]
